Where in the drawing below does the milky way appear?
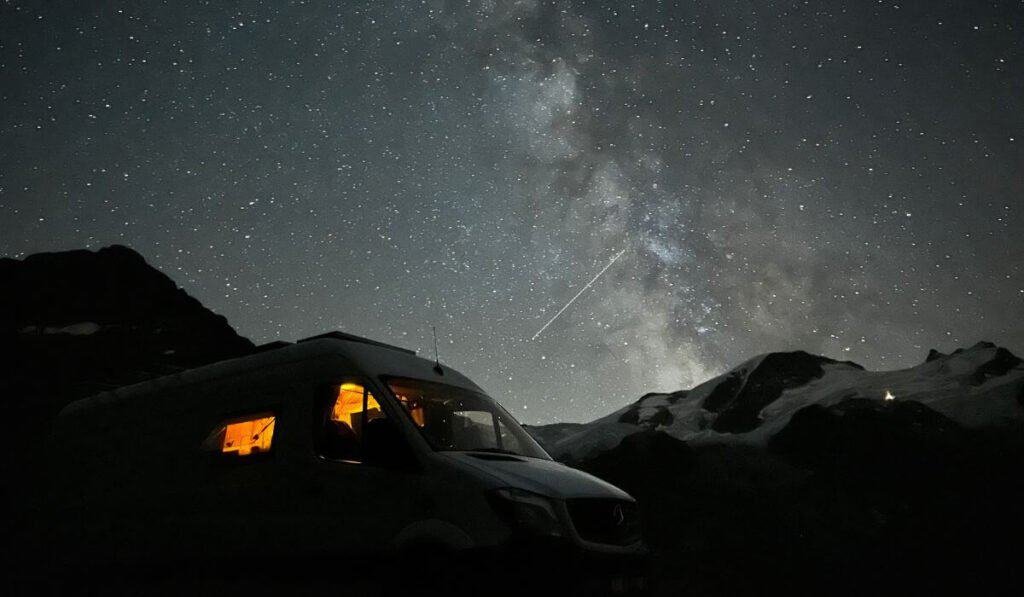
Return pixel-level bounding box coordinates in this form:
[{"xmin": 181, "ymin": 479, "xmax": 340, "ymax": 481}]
[{"xmin": 2, "ymin": 1, "xmax": 1021, "ymax": 422}]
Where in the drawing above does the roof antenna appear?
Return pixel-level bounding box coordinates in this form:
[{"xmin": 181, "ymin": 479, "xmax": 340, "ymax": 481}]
[{"xmin": 431, "ymin": 325, "xmax": 444, "ymax": 375}]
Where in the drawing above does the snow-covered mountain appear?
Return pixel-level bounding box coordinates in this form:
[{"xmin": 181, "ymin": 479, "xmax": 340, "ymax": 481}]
[{"xmin": 528, "ymin": 342, "xmax": 1024, "ymax": 461}]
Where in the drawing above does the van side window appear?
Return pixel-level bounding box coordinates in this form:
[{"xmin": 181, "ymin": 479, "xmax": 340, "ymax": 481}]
[
  {"xmin": 497, "ymin": 419, "xmax": 524, "ymax": 454},
  {"xmin": 317, "ymin": 382, "xmax": 385, "ymax": 462},
  {"xmin": 204, "ymin": 413, "xmax": 276, "ymax": 457}
]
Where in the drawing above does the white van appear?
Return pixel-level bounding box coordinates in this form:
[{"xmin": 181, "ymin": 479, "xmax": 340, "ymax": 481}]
[{"xmin": 52, "ymin": 332, "xmax": 646, "ymax": 591}]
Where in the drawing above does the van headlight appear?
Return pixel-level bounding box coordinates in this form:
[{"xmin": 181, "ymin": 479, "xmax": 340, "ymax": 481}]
[{"xmin": 488, "ymin": 488, "xmax": 564, "ymax": 538}]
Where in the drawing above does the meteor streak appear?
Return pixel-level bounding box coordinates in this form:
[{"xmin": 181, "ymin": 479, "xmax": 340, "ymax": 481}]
[{"xmin": 531, "ymin": 247, "xmax": 628, "ymax": 341}]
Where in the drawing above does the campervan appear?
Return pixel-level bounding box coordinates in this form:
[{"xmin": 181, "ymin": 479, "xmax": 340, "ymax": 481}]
[{"xmin": 52, "ymin": 332, "xmax": 646, "ymax": 590}]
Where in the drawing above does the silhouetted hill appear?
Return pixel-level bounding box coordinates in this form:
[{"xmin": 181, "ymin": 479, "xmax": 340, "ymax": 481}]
[
  {"xmin": 1, "ymin": 245, "xmax": 254, "ymax": 420},
  {"xmin": 769, "ymin": 397, "xmax": 967, "ymax": 475}
]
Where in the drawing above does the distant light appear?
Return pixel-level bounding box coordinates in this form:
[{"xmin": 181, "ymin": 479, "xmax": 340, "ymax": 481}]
[{"xmin": 884, "ymin": 390, "xmax": 896, "ymax": 401}]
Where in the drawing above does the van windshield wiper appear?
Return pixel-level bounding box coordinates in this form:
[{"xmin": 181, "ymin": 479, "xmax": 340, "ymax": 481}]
[{"xmin": 461, "ymin": 447, "xmax": 521, "ymax": 456}]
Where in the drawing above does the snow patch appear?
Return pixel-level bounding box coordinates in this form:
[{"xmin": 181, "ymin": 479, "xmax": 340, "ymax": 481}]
[{"xmin": 20, "ymin": 322, "xmax": 103, "ymax": 336}]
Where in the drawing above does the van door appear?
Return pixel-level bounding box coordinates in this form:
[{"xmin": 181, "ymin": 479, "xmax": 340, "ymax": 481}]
[{"xmin": 296, "ymin": 379, "xmax": 423, "ymax": 557}]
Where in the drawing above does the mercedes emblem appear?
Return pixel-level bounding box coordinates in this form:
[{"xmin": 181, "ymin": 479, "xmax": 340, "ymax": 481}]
[{"xmin": 612, "ymin": 504, "xmax": 625, "ymax": 526}]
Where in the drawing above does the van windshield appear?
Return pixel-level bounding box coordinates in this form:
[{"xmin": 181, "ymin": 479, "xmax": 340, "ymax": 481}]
[{"xmin": 386, "ymin": 378, "xmax": 550, "ymax": 460}]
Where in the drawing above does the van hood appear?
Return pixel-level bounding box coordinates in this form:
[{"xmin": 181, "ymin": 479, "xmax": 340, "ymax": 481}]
[{"xmin": 442, "ymin": 452, "xmax": 633, "ymax": 501}]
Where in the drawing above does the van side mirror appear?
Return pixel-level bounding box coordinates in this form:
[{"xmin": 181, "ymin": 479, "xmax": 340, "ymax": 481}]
[{"xmin": 363, "ymin": 417, "xmax": 415, "ymax": 469}]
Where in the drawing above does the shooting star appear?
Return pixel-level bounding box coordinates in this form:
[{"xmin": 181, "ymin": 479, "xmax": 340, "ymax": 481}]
[{"xmin": 531, "ymin": 247, "xmax": 628, "ymax": 341}]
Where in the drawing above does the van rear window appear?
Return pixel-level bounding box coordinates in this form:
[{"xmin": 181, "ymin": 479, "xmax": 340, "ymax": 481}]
[{"xmin": 205, "ymin": 414, "xmax": 276, "ymax": 456}]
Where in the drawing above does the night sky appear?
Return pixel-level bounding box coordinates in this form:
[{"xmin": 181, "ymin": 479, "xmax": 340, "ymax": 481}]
[{"xmin": 2, "ymin": 1, "xmax": 1021, "ymax": 423}]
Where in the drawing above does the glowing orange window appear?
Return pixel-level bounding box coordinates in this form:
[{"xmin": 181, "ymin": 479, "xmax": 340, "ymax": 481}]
[
  {"xmin": 207, "ymin": 414, "xmax": 276, "ymax": 456},
  {"xmin": 331, "ymin": 383, "xmax": 383, "ymax": 430}
]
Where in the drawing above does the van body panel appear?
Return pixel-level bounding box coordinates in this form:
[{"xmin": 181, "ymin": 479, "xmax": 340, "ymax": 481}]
[{"xmin": 393, "ymin": 518, "xmax": 477, "ymax": 551}]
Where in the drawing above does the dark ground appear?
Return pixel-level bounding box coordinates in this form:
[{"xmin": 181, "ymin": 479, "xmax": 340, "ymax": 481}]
[
  {"xmin": 11, "ymin": 410, "xmax": 1022, "ymax": 596},
  {"xmin": 572, "ymin": 417, "xmax": 1024, "ymax": 596}
]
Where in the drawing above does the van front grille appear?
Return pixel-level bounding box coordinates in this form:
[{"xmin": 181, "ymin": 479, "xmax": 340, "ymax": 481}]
[{"xmin": 566, "ymin": 499, "xmax": 641, "ymax": 546}]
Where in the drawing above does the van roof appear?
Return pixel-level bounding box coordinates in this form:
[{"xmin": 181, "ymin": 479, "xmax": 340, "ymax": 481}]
[
  {"xmin": 299, "ymin": 331, "xmax": 417, "ymax": 355},
  {"xmin": 59, "ymin": 334, "xmax": 485, "ymax": 418}
]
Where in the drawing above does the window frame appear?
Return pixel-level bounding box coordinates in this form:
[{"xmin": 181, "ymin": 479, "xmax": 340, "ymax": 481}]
[
  {"xmin": 202, "ymin": 409, "xmax": 280, "ymax": 462},
  {"xmin": 313, "ymin": 377, "xmax": 393, "ymax": 465}
]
